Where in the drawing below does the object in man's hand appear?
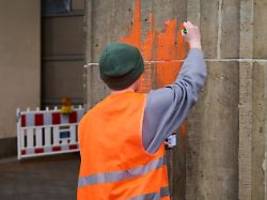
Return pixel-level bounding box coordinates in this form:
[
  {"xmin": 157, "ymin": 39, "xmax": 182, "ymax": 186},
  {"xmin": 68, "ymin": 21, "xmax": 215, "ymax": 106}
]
[
  {"xmin": 165, "ymin": 134, "xmax": 177, "ymax": 148},
  {"xmin": 182, "ymin": 28, "xmax": 188, "ymax": 35},
  {"xmin": 60, "ymin": 97, "xmax": 73, "ymax": 114}
]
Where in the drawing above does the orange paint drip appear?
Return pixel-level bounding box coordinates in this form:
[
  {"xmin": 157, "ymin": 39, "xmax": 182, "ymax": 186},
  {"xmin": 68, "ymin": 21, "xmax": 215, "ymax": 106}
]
[
  {"xmin": 120, "ymin": 0, "xmax": 188, "ymax": 139},
  {"xmin": 179, "ymin": 121, "xmax": 187, "ymax": 151},
  {"xmin": 120, "ymin": 0, "xmax": 142, "ymax": 48}
]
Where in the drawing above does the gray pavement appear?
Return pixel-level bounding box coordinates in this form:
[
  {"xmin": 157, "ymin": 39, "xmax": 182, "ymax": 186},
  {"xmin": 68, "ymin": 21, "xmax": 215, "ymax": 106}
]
[{"xmin": 0, "ymin": 153, "xmax": 80, "ymax": 200}]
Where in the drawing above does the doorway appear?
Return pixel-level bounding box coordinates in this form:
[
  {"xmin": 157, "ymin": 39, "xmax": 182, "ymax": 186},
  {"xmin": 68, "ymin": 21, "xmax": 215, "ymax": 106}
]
[{"xmin": 41, "ymin": 0, "xmax": 85, "ymax": 108}]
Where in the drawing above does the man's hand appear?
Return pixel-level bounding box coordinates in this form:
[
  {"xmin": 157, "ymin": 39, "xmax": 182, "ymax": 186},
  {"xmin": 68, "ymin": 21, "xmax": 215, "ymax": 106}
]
[{"xmin": 183, "ymin": 21, "xmax": 202, "ymax": 50}]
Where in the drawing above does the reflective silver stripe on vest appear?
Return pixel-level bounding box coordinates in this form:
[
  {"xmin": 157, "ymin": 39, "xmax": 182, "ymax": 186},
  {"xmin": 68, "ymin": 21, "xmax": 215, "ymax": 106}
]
[
  {"xmin": 129, "ymin": 186, "xmax": 170, "ymax": 200},
  {"xmin": 78, "ymin": 156, "xmax": 166, "ymax": 187}
]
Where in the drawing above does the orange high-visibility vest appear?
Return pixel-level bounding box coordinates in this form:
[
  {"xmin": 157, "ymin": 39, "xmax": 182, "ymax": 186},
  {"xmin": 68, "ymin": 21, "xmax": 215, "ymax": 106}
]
[{"xmin": 77, "ymin": 91, "xmax": 170, "ymax": 200}]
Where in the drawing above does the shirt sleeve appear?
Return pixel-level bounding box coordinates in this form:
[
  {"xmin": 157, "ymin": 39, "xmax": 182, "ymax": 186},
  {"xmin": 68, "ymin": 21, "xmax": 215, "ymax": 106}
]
[{"xmin": 142, "ymin": 48, "xmax": 207, "ymax": 154}]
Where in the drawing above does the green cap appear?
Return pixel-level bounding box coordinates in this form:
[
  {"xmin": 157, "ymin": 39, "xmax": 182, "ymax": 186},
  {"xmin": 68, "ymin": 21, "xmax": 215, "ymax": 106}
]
[{"xmin": 99, "ymin": 43, "xmax": 144, "ymax": 90}]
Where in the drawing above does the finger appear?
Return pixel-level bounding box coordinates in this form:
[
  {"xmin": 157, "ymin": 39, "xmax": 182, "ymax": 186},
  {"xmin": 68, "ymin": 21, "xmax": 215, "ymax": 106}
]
[
  {"xmin": 184, "ymin": 22, "xmax": 193, "ymax": 31},
  {"xmin": 187, "ymin": 21, "xmax": 194, "ymax": 28}
]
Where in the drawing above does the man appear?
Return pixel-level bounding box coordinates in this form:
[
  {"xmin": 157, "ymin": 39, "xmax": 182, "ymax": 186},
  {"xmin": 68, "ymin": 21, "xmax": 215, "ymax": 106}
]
[{"xmin": 77, "ymin": 21, "xmax": 206, "ymax": 200}]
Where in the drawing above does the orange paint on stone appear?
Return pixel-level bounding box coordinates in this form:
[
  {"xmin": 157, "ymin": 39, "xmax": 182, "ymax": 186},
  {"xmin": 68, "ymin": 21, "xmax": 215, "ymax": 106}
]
[
  {"xmin": 120, "ymin": 0, "xmax": 187, "ymax": 138},
  {"xmin": 138, "ymin": 14, "xmax": 155, "ymax": 92},
  {"xmin": 177, "ymin": 24, "xmax": 187, "ymax": 59},
  {"xmin": 121, "ymin": 0, "xmax": 142, "ymax": 49},
  {"xmin": 155, "ymin": 19, "xmax": 186, "ymax": 87},
  {"xmin": 121, "ymin": 0, "xmax": 186, "ymax": 90},
  {"xmin": 121, "ymin": 0, "xmax": 151, "ymax": 92},
  {"xmin": 142, "ymin": 14, "xmax": 154, "ymax": 60},
  {"xmin": 156, "ymin": 19, "xmax": 178, "ymax": 60}
]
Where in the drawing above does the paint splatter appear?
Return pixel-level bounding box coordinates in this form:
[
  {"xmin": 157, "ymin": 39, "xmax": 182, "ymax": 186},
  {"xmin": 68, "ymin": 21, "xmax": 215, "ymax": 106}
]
[
  {"xmin": 156, "ymin": 21, "xmax": 186, "ymax": 87},
  {"xmin": 120, "ymin": 0, "xmax": 188, "ymax": 138},
  {"xmin": 120, "ymin": 0, "xmax": 187, "ymax": 91}
]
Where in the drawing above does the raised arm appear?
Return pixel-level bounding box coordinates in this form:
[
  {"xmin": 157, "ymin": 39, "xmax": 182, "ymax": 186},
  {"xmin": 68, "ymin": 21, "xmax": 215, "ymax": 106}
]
[{"xmin": 142, "ymin": 22, "xmax": 207, "ymax": 153}]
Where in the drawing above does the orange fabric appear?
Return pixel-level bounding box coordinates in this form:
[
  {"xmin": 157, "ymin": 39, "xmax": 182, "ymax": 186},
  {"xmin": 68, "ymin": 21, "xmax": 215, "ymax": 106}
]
[
  {"xmin": 77, "ymin": 91, "xmax": 169, "ymax": 199},
  {"xmin": 161, "ymin": 197, "xmax": 171, "ymax": 200}
]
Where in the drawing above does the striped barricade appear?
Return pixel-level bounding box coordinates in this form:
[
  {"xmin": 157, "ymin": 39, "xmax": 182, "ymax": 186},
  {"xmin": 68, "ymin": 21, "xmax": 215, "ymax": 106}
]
[{"xmin": 16, "ymin": 106, "xmax": 85, "ymax": 160}]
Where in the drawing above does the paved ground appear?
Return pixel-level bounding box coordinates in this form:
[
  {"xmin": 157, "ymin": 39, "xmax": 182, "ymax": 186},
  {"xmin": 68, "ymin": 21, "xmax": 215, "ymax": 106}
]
[{"xmin": 0, "ymin": 153, "xmax": 80, "ymax": 200}]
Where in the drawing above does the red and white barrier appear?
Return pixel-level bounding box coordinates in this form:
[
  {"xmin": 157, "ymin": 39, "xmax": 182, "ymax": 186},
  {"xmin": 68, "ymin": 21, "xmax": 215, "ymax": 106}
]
[{"xmin": 16, "ymin": 106, "xmax": 85, "ymax": 160}]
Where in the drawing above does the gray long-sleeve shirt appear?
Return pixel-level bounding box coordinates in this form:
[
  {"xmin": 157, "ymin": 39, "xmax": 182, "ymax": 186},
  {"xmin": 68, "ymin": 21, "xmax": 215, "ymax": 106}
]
[{"xmin": 142, "ymin": 48, "xmax": 207, "ymax": 153}]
